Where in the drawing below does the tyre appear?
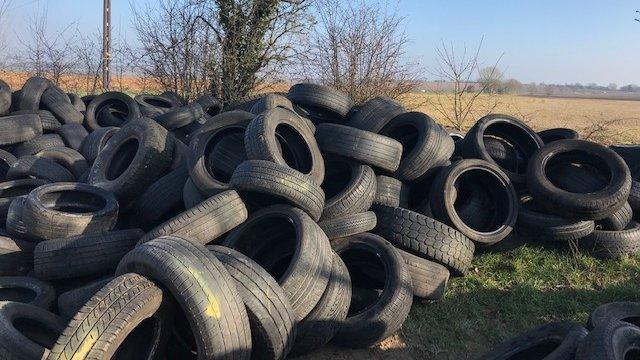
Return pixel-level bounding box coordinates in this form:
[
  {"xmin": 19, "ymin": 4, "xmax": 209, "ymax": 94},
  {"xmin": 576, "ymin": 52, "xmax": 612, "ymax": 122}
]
[
  {"xmin": 79, "ymin": 126, "xmax": 119, "ymax": 164},
  {"xmin": 182, "ymin": 177, "xmax": 205, "ymax": 209},
  {"xmin": 374, "ymin": 175, "xmax": 404, "ymax": 207},
  {"xmin": 85, "ymin": 91, "xmax": 141, "ymax": 131},
  {"xmin": 319, "ymin": 211, "xmax": 377, "ymax": 240},
  {"xmin": 0, "ymin": 79, "xmax": 10, "ymax": 115},
  {"xmin": 41, "ymin": 87, "xmax": 84, "ymax": 124},
  {"xmin": 0, "ymin": 301, "xmax": 65, "ymax": 359},
  {"xmin": 0, "ymin": 113, "xmax": 43, "ymax": 145},
  {"xmin": 429, "ymin": 159, "xmax": 518, "ymax": 245},
  {"xmin": 538, "ymin": 128, "xmax": 580, "ymax": 143},
  {"xmin": 332, "ymin": 233, "xmax": 413, "ymax": 348},
  {"xmin": 517, "ymin": 195, "xmax": 595, "ymax": 241},
  {"xmin": 12, "ymin": 134, "xmax": 65, "ymax": 157},
  {"xmin": 56, "ymin": 277, "xmax": 111, "ymax": 319},
  {"xmin": 478, "ymin": 321, "xmax": 588, "ymax": 360},
  {"xmin": 5, "ymin": 196, "xmax": 32, "ymax": 241},
  {"xmin": 0, "ymin": 235, "xmax": 34, "ymax": 276},
  {"xmin": 6, "ymin": 156, "xmax": 75, "ymax": 182},
  {"xmin": 135, "ymin": 94, "xmax": 177, "ymax": 117},
  {"xmin": 55, "ymin": 123, "xmax": 88, "ymax": 150},
  {"xmin": 631, "ymin": 180, "xmax": 640, "ymax": 221},
  {"xmin": 321, "ymin": 156, "xmax": 375, "ymax": 220},
  {"xmin": 18, "ymin": 76, "xmax": 50, "ymax": 110},
  {"xmin": 136, "ymin": 166, "xmax": 188, "ymax": 227},
  {"xmin": 209, "ymin": 245, "xmax": 297, "ymax": 360},
  {"xmin": 250, "ymin": 93, "xmax": 294, "ymax": 115},
  {"xmin": 35, "ymin": 146, "xmax": 89, "ymax": 179},
  {"xmin": 315, "ymin": 123, "xmax": 403, "ymax": 172},
  {"xmin": 463, "ymin": 114, "xmax": 543, "ymax": 185},
  {"xmin": 195, "ymin": 95, "xmax": 223, "ymax": 121},
  {"xmin": 597, "ymin": 201, "xmax": 633, "ymax": 231},
  {"xmin": 0, "ymin": 150, "xmax": 16, "ymax": 181},
  {"xmin": 188, "ymin": 110, "xmax": 254, "ymax": 196},
  {"xmin": 230, "ymin": 160, "xmax": 325, "ymax": 221},
  {"xmin": 611, "ymin": 144, "xmax": 640, "ymax": 178},
  {"xmin": 0, "ymin": 179, "xmax": 49, "ymax": 221},
  {"xmin": 287, "ymin": 83, "xmax": 354, "ymax": 122},
  {"xmin": 154, "ymin": 103, "xmax": 203, "ymax": 130},
  {"xmin": 483, "ymin": 136, "xmax": 522, "ymax": 173},
  {"xmin": 67, "ymin": 92, "xmax": 86, "ymax": 112},
  {"xmin": 587, "ymin": 302, "xmax": 640, "ymax": 330},
  {"xmin": 0, "ymin": 276, "xmax": 55, "ymax": 309},
  {"xmin": 399, "ymin": 249, "xmax": 449, "ymax": 300},
  {"xmin": 527, "ymin": 139, "xmax": 632, "ymax": 220},
  {"xmin": 245, "ymin": 107, "xmax": 324, "ymax": 185},
  {"xmin": 576, "ymin": 320, "xmax": 640, "ymax": 360},
  {"xmin": 88, "ymin": 117, "xmax": 174, "ymax": 203},
  {"xmin": 291, "ymin": 253, "xmax": 351, "ymax": 356},
  {"xmin": 139, "ymin": 190, "xmax": 248, "ymax": 245},
  {"xmin": 49, "ymin": 273, "xmax": 173, "ymax": 360},
  {"xmin": 116, "ymin": 236, "xmax": 252, "ymax": 359},
  {"xmin": 33, "ymin": 229, "xmax": 143, "ymax": 280},
  {"xmin": 223, "ymin": 205, "xmax": 332, "ymax": 320},
  {"xmin": 161, "ymin": 90, "xmax": 187, "ymax": 106},
  {"xmin": 372, "ymin": 205, "xmax": 475, "ymax": 275},
  {"xmin": 22, "ymin": 182, "xmax": 119, "ymax": 241},
  {"xmin": 579, "ymin": 221, "xmax": 640, "ymax": 259},
  {"xmin": 347, "ymin": 96, "xmax": 406, "ymax": 131}
]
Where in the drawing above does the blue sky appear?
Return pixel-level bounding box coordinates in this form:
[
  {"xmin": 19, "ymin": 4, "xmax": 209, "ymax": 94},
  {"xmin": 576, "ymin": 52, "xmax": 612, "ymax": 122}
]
[{"xmin": 4, "ymin": 0, "xmax": 640, "ymax": 85}]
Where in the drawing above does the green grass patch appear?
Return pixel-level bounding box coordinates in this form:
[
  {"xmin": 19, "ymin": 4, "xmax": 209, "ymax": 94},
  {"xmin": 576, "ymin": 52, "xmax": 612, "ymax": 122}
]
[{"xmin": 402, "ymin": 240, "xmax": 640, "ymax": 359}]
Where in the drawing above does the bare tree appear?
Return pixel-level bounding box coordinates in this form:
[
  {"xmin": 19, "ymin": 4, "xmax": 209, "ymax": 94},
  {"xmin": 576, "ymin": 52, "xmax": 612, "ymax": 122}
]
[
  {"xmin": 478, "ymin": 66, "xmax": 504, "ymax": 93},
  {"xmin": 73, "ymin": 31, "xmax": 104, "ymax": 94},
  {"xmin": 300, "ymin": 0, "xmax": 416, "ymax": 103},
  {"xmin": 428, "ymin": 39, "xmax": 503, "ymax": 130},
  {"xmin": 0, "ymin": 0, "xmax": 12, "ymax": 70}
]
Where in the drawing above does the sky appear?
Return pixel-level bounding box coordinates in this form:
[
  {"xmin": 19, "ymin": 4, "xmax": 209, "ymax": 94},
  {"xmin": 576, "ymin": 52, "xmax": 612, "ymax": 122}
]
[{"xmin": 2, "ymin": 0, "xmax": 640, "ymax": 86}]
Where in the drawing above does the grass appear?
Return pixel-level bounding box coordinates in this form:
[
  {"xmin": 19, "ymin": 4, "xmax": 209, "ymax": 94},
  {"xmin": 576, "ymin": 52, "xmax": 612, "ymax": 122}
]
[{"xmin": 401, "ymin": 238, "xmax": 640, "ymax": 359}]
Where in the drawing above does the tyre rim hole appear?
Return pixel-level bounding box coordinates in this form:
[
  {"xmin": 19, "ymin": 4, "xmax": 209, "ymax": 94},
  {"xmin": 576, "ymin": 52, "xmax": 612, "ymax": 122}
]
[
  {"xmin": 203, "ymin": 127, "xmax": 246, "ymax": 184},
  {"xmin": 275, "ymin": 123, "xmax": 313, "ymax": 174},
  {"xmin": 112, "ymin": 316, "xmax": 159, "ymax": 359},
  {"xmin": 380, "ymin": 123, "xmax": 418, "ymax": 158},
  {"xmin": 144, "ymin": 97, "xmax": 173, "ymax": 109},
  {"xmin": 14, "ymin": 317, "xmax": 59, "ymax": 349},
  {"xmin": 106, "ymin": 138, "xmax": 139, "ymax": 181},
  {"xmin": 484, "ymin": 122, "xmax": 541, "ymax": 174},
  {"xmin": 321, "ymin": 159, "xmax": 353, "ymax": 199},
  {"xmin": 453, "ymin": 169, "xmax": 510, "ymax": 233},
  {"xmin": 40, "ymin": 189, "xmax": 107, "ymax": 214},
  {"xmin": 340, "ymin": 248, "xmax": 386, "ymax": 317}
]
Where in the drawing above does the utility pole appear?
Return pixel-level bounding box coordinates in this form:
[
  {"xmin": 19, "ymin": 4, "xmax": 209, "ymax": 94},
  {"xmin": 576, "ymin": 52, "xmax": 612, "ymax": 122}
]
[{"xmin": 102, "ymin": 0, "xmax": 111, "ymax": 90}]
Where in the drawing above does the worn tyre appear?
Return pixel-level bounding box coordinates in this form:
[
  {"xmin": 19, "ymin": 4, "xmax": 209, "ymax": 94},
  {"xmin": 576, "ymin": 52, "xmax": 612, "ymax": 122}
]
[
  {"xmin": 41, "ymin": 87, "xmax": 84, "ymax": 124},
  {"xmin": 587, "ymin": 302, "xmax": 640, "ymax": 330},
  {"xmin": 55, "ymin": 123, "xmax": 88, "ymax": 150},
  {"xmin": 136, "ymin": 166, "xmax": 188, "ymax": 227},
  {"xmin": 35, "ymin": 146, "xmax": 89, "ymax": 179},
  {"xmin": 0, "ymin": 276, "xmax": 55, "ymax": 309},
  {"xmin": 0, "ymin": 301, "xmax": 65, "ymax": 359},
  {"xmin": 517, "ymin": 195, "xmax": 595, "ymax": 241},
  {"xmin": 580, "ymin": 221, "xmax": 640, "ymax": 259},
  {"xmin": 18, "ymin": 76, "xmax": 50, "ymax": 110},
  {"xmin": 319, "ymin": 211, "xmax": 377, "ymax": 240},
  {"xmin": 85, "ymin": 91, "xmax": 141, "ymax": 131},
  {"xmin": 598, "ymin": 201, "xmax": 633, "ymax": 231},
  {"xmin": 56, "ymin": 277, "xmax": 111, "ymax": 319},
  {"xmin": 135, "ymin": 94, "xmax": 177, "ymax": 117},
  {"xmin": 0, "ymin": 113, "xmax": 43, "ymax": 145},
  {"xmin": 321, "ymin": 156, "xmax": 376, "ymax": 220},
  {"xmin": 0, "ymin": 235, "xmax": 34, "ymax": 276},
  {"xmin": 79, "ymin": 126, "xmax": 119, "ymax": 164},
  {"xmin": 575, "ymin": 320, "xmax": 640, "ymax": 360},
  {"xmin": 287, "ymin": 83, "xmax": 354, "ymax": 122},
  {"xmin": 6, "ymin": 156, "xmax": 75, "ymax": 183},
  {"xmin": 399, "ymin": 249, "xmax": 449, "ymax": 300},
  {"xmin": 538, "ymin": 128, "xmax": 580, "ymax": 143}
]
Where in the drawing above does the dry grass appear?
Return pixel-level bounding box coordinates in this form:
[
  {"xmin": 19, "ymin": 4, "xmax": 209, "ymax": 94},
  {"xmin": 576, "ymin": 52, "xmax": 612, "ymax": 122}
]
[{"xmin": 402, "ymin": 92, "xmax": 640, "ymax": 144}]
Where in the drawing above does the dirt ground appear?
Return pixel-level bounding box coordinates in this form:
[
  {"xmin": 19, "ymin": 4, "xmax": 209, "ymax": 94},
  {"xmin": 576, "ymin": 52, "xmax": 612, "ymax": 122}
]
[{"xmin": 298, "ymin": 336, "xmax": 414, "ymax": 360}]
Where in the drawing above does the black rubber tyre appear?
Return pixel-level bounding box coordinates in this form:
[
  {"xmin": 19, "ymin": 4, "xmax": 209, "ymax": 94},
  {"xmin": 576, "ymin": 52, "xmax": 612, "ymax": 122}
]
[
  {"xmin": 139, "ymin": 190, "xmax": 248, "ymax": 245},
  {"xmin": 287, "ymin": 83, "xmax": 354, "ymax": 122},
  {"xmin": 0, "ymin": 235, "xmax": 34, "ymax": 276},
  {"xmin": 347, "ymin": 96, "xmax": 405, "ymax": 131},
  {"xmin": 291, "ymin": 253, "xmax": 351, "ymax": 356},
  {"xmin": 483, "ymin": 136, "xmax": 522, "ymax": 173},
  {"xmin": 429, "ymin": 159, "xmax": 518, "ymax": 245},
  {"xmin": 478, "ymin": 321, "xmax": 588, "ymax": 360},
  {"xmin": 332, "ymin": 232, "xmax": 413, "ymax": 348},
  {"xmin": 517, "ymin": 195, "xmax": 595, "ymax": 241},
  {"xmin": 22, "ymin": 182, "xmax": 119, "ymax": 241},
  {"xmin": 245, "ymin": 107, "xmax": 324, "ymax": 185},
  {"xmin": 67, "ymin": 92, "xmax": 86, "ymax": 112},
  {"xmin": 56, "ymin": 278, "xmax": 111, "ymax": 319},
  {"xmin": 587, "ymin": 302, "xmax": 640, "ymax": 330},
  {"xmin": 0, "ymin": 301, "xmax": 66, "ymax": 359},
  {"xmin": 34, "ymin": 229, "xmax": 143, "ymax": 280},
  {"xmin": 463, "ymin": 114, "xmax": 543, "ymax": 185},
  {"xmin": 249, "ymin": 93, "xmax": 294, "ymax": 115},
  {"xmin": 0, "ymin": 79, "xmax": 10, "ymax": 115},
  {"xmin": 598, "ymin": 201, "xmax": 633, "ymax": 231},
  {"xmin": 0, "ymin": 113, "xmax": 43, "ymax": 145},
  {"xmin": 6, "ymin": 156, "xmax": 75, "ymax": 182},
  {"xmin": 12, "ymin": 134, "xmax": 65, "ymax": 157},
  {"xmin": 55, "ymin": 123, "xmax": 89, "ymax": 150},
  {"xmin": 527, "ymin": 139, "xmax": 632, "ymax": 220},
  {"xmin": 0, "ymin": 276, "xmax": 55, "ymax": 309},
  {"xmin": 35, "ymin": 146, "xmax": 89, "ymax": 179},
  {"xmin": 0, "ymin": 179, "xmax": 48, "ymax": 220},
  {"xmin": 34, "ymin": 110, "xmax": 61, "ymax": 131},
  {"xmin": 79, "ymin": 126, "xmax": 119, "ymax": 164},
  {"xmin": 575, "ymin": 320, "xmax": 640, "ymax": 360},
  {"xmin": 373, "ymin": 205, "xmax": 475, "ymax": 275},
  {"xmin": 223, "ymin": 93, "xmax": 266, "ymax": 112},
  {"xmin": 85, "ymin": 91, "xmax": 141, "ymax": 131},
  {"xmin": 154, "ymin": 103, "xmax": 203, "ymax": 130},
  {"xmin": 230, "ymin": 160, "xmax": 325, "ymax": 221},
  {"xmin": 116, "ymin": 236, "xmax": 252, "ymax": 360},
  {"xmin": 538, "ymin": 128, "xmax": 580, "ymax": 143},
  {"xmin": 316, "ymin": 123, "xmax": 403, "ymax": 172},
  {"xmin": 136, "ymin": 166, "xmax": 188, "ymax": 227},
  {"xmin": 631, "ymin": 180, "xmax": 640, "ymax": 221},
  {"xmin": 161, "ymin": 90, "xmax": 187, "ymax": 106},
  {"xmin": 611, "ymin": 144, "xmax": 640, "ymax": 178},
  {"xmin": 580, "ymin": 221, "xmax": 640, "ymax": 259},
  {"xmin": 41, "ymin": 87, "xmax": 84, "ymax": 124},
  {"xmin": 0, "ymin": 149, "xmax": 16, "ymax": 181},
  {"xmin": 88, "ymin": 117, "xmax": 174, "ymax": 203},
  {"xmin": 321, "ymin": 156, "xmax": 376, "ymax": 220},
  {"xmin": 195, "ymin": 95, "xmax": 223, "ymax": 121},
  {"xmin": 209, "ymin": 245, "xmax": 297, "ymax": 360},
  {"xmin": 188, "ymin": 110, "xmax": 254, "ymax": 196},
  {"xmin": 49, "ymin": 273, "xmax": 172, "ymax": 360},
  {"xmin": 5, "ymin": 196, "xmax": 32, "ymax": 241},
  {"xmin": 398, "ymin": 249, "xmax": 449, "ymax": 300},
  {"xmin": 374, "ymin": 175, "xmax": 404, "ymax": 207},
  {"xmin": 135, "ymin": 94, "xmax": 177, "ymax": 117},
  {"xmin": 18, "ymin": 76, "xmax": 50, "ymax": 110},
  {"xmin": 182, "ymin": 177, "xmax": 205, "ymax": 209},
  {"xmin": 319, "ymin": 211, "xmax": 377, "ymax": 240},
  {"xmin": 223, "ymin": 205, "xmax": 332, "ymax": 320}
]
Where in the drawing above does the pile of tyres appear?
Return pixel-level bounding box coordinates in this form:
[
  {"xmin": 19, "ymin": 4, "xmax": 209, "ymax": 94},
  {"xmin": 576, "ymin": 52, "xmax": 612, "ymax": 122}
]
[
  {"xmin": 477, "ymin": 301, "xmax": 640, "ymax": 359},
  {"xmin": 0, "ymin": 77, "xmax": 637, "ymax": 359}
]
